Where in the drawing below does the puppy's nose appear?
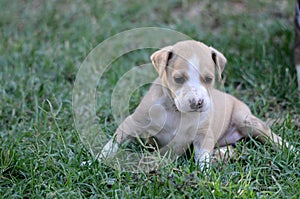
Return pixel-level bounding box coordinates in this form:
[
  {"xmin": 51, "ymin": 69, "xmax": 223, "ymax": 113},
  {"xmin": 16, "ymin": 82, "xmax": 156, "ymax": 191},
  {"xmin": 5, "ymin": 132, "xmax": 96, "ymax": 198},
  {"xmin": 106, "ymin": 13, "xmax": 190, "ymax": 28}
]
[{"xmin": 189, "ymin": 98, "xmax": 204, "ymax": 110}]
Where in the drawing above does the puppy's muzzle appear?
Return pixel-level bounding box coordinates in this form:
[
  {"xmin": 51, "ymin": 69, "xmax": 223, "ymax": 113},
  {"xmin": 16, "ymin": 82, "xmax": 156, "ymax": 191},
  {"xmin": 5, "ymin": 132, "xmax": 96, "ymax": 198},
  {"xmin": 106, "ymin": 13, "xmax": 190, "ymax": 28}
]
[
  {"xmin": 174, "ymin": 84, "xmax": 210, "ymax": 113},
  {"xmin": 189, "ymin": 98, "xmax": 204, "ymax": 111}
]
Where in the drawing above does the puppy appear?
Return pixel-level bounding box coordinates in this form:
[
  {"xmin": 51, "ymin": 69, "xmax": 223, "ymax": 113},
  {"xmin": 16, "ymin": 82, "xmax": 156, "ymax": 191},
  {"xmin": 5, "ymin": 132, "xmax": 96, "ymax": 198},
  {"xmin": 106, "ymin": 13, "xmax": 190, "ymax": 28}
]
[{"xmin": 101, "ymin": 40, "xmax": 289, "ymax": 170}]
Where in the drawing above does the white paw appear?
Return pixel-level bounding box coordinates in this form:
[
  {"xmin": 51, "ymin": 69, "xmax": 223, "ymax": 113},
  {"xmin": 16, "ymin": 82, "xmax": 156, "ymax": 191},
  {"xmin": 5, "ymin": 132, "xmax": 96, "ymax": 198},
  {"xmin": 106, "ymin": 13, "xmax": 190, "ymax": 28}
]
[
  {"xmin": 198, "ymin": 159, "xmax": 210, "ymax": 172},
  {"xmin": 99, "ymin": 139, "xmax": 118, "ymax": 160},
  {"xmin": 195, "ymin": 149, "xmax": 211, "ymax": 172}
]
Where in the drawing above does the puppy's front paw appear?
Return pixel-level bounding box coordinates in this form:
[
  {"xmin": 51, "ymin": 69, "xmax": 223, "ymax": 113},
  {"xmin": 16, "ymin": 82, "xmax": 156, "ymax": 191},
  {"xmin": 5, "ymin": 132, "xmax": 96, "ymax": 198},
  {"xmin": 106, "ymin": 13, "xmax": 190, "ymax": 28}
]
[
  {"xmin": 99, "ymin": 139, "xmax": 118, "ymax": 160},
  {"xmin": 198, "ymin": 160, "xmax": 211, "ymax": 173},
  {"xmin": 195, "ymin": 150, "xmax": 211, "ymax": 173}
]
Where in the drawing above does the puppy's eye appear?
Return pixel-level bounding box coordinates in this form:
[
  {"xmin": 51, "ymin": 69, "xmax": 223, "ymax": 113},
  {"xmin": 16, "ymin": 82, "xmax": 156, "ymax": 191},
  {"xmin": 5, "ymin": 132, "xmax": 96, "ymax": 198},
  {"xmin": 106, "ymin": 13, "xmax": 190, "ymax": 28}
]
[
  {"xmin": 204, "ymin": 76, "xmax": 213, "ymax": 84},
  {"xmin": 174, "ymin": 76, "xmax": 185, "ymax": 84}
]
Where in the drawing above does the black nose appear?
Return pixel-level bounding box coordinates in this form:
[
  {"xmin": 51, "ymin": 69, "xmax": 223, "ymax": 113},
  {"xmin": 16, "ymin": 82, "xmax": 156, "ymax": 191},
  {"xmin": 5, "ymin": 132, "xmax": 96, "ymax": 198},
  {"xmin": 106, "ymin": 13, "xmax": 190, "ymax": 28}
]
[{"xmin": 189, "ymin": 98, "xmax": 204, "ymax": 110}]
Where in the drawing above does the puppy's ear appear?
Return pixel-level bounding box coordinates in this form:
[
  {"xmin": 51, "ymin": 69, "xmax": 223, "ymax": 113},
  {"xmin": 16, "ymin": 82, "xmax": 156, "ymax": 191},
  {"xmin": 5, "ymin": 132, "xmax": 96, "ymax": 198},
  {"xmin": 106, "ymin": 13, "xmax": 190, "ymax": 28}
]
[
  {"xmin": 210, "ymin": 47, "xmax": 227, "ymax": 81},
  {"xmin": 151, "ymin": 46, "xmax": 173, "ymax": 76}
]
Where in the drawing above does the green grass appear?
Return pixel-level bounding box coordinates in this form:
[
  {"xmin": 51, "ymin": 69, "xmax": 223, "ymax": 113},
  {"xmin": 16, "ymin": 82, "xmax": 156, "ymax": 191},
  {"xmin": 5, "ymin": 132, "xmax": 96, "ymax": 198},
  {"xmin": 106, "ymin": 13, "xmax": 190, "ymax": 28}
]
[{"xmin": 1, "ymin": 0, "xmax": 300, "ymax": 198}]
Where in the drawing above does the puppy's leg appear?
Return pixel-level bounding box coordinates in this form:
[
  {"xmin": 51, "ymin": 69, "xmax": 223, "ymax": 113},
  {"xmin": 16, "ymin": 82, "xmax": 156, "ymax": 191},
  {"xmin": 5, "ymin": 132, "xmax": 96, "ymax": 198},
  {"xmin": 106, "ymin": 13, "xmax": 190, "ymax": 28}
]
[
  {"xmin": 99, "ymin": 115, "xmax": 145, "ymax": 159},
  {"xmin": 243, "ymin": 115, "xmax": 285, "ymax": 147},
  {"xmin": 193, "ymin": 128, "xmax": 216, "ymax": 171},
  {"xmin": 233, "ymin": 102, "xmax": 288, "ymax": 149},
  {"xmin": 99, "ymin": 127, "xmax": 133, "ymax": 159}
]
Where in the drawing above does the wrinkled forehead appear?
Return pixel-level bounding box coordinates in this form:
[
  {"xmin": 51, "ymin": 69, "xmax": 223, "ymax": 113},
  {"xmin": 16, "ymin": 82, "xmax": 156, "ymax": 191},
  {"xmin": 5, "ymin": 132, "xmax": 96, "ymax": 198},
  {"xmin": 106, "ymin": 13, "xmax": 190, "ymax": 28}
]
[{"xmin": 170, "ymin": 51, "xmax": 215, "ymax": 75}]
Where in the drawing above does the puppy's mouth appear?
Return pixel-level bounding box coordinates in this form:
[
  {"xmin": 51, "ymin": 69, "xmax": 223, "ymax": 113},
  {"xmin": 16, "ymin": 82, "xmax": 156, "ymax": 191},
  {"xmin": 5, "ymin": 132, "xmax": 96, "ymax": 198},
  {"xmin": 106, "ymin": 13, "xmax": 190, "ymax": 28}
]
[
  {"xmin": 174, "ymin": 98, "xmax": 209, "ymax": 113},
  {"xmin": 189, "ymin": 105, "xmax": 209, "ymax": 113}
]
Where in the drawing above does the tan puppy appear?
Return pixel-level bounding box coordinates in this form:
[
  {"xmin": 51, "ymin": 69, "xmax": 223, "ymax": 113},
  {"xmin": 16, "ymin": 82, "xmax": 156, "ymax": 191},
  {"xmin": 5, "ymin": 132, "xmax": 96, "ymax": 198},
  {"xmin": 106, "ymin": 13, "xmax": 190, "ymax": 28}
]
[{"xmin": 101, "ymin": 40, "xmax": 289, "ymax": 170}]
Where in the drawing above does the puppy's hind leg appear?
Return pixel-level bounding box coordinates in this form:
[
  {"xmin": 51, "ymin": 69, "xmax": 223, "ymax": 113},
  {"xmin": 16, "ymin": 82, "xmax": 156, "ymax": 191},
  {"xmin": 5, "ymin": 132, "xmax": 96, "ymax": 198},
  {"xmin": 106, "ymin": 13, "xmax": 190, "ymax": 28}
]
[
  {"xmin": 233, "ymin": 103, "xmax": 289, "ymax": 149},
  {"xmin": 242, "ymin": 114, "xmax": 286, "ymax": 148}
]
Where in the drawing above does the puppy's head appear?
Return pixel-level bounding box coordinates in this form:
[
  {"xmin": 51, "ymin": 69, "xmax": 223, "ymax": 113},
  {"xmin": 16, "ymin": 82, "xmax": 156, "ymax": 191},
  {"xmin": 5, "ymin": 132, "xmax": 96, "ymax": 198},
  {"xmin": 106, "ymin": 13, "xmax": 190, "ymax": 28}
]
[{"xmin": 151, "ymin": 40, "xmax": 227, "ymax": 112}]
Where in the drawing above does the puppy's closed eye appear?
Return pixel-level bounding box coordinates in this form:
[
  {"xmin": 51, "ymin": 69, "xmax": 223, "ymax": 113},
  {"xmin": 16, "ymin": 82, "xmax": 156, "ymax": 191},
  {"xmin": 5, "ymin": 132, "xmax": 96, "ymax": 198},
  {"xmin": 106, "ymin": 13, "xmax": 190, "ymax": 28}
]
[
  {"xmin": 204, "ymin": 76, "xmax": 213, "ymax": 84},
  {"xmin": 174, "ymin": 76, "xmax": 185, "ymax": 84}
]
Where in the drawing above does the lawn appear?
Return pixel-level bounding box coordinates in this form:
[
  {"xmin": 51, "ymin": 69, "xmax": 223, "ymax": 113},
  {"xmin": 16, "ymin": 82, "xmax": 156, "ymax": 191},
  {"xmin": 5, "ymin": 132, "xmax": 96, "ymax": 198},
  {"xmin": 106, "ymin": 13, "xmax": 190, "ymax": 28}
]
[{"xmin": 1, "ymin": 0, "xmax": 299, "ymax": 198}]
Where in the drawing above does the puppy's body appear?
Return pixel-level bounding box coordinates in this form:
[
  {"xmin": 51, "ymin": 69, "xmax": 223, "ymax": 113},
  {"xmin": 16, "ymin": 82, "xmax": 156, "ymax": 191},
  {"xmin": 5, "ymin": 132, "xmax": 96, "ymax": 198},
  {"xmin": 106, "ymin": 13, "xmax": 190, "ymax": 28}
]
[{"xmin": 101, "ymin": 40, "xmax": 288, "ymax": 170}]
